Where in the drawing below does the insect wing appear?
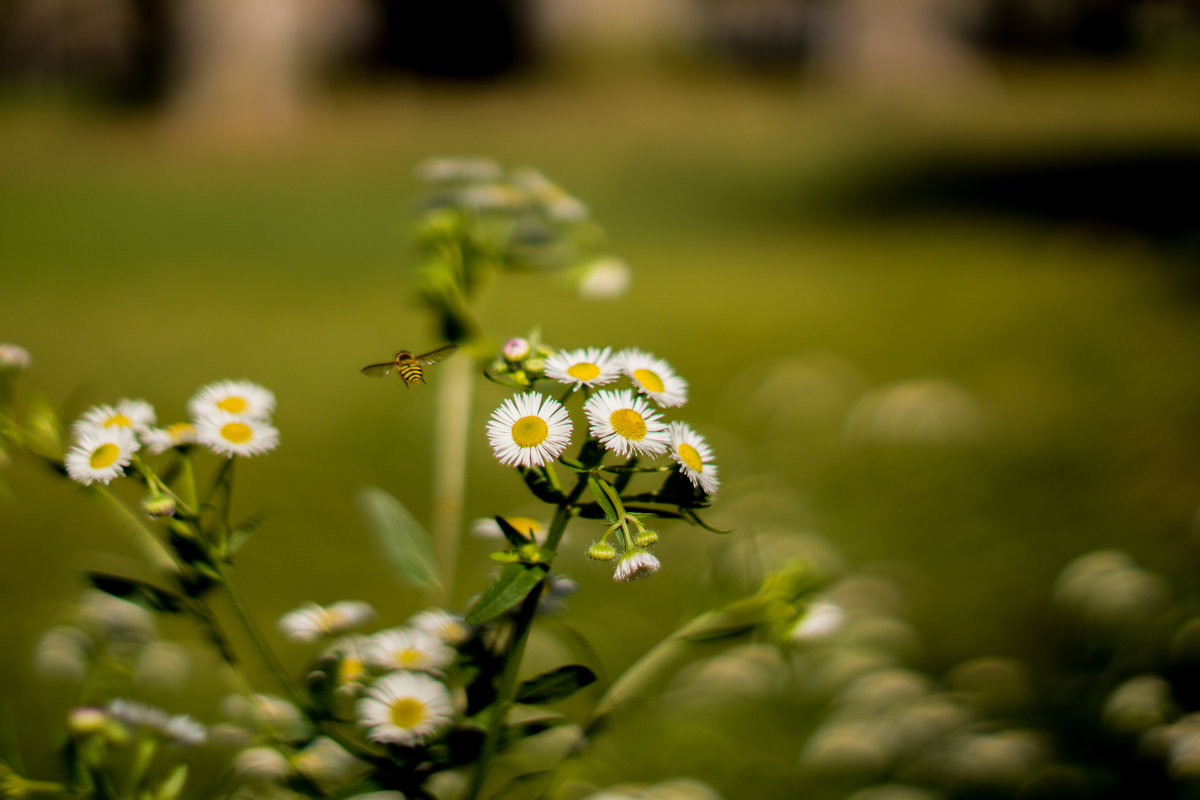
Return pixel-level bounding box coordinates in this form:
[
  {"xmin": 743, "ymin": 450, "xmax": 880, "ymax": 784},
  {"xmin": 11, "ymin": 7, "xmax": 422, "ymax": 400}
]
[
  {"xmin": 416, "ymin": 344, "xmax": 458, "ymax": 367},
  {"xmin": 360, "ymin": 361, "xmax": 396, "ymax": 377}
]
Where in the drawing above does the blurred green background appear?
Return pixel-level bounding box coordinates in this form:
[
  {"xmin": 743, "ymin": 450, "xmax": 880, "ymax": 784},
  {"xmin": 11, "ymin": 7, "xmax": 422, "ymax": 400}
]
[{"xmin": 3, "ymin": 1, "xmax": 1200, "ymax": 797}]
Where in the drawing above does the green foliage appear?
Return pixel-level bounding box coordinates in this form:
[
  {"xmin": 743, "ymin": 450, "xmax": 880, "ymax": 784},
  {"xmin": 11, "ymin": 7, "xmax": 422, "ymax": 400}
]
[
  {"xmin": 466, "ymin": 563, "xmax": 549, "ymax": 624},
  {"xmin": 356, "ymin": 485, "xmax": 442, "ymax": 591}
]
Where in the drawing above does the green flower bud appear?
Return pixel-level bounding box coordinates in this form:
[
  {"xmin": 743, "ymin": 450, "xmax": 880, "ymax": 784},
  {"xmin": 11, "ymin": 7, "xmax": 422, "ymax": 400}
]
[
  {"xmin": 142, "ymin": 494, "xmax": 177, "ymax": 519},
  {"xmin": 633, "ymin": 529, "xmax": 659, "ymax": 548},
  {"xmin": 586, "ymin": 542, "xmax": 617, "ymax": 561}
]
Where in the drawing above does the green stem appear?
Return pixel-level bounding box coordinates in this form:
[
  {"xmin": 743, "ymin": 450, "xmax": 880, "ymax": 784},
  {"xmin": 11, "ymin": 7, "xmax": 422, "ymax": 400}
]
[
  {"xmin": 431, "ymin": 354, "xmax": 473, "ymax": 605},
  {"xmin": 464, "ymin": 500, "xmax": 575, "ymax": 800}
]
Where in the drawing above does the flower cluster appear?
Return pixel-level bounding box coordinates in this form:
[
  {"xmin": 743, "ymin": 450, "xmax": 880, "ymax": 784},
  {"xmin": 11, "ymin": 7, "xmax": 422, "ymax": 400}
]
[
  {"xmin": 274, "ymin": 602, "xmax": 472, "ymax": 752},
  {"xmin": 486, "ymin": 344, "xmax": 721, "ymax": 581},
  {"xmin": 63, "ymin": 380, "xmax": 279, "ymax": 486}
]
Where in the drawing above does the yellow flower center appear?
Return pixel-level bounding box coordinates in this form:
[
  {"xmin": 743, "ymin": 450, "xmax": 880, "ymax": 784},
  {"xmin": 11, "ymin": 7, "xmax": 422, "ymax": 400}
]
[
  {"xmin": 167, "ymin": 422, "xmax": 194, "ymax": 441},
  {"xmin": 397, "ymin": 649, "xmax": 426, "ymax": 668},
  {"xmin": 610, "ymin": 409, "xmax": 647, "ymax": 441},
  {"xmin": 633, "ymin": 368, "xmax": 665, "ymax": 394},
  {"xmin": 338, "ymin": 657, "xmax": 365, "ymax": 684},
  {"xmin": 512, "ymin": 415, "xmax": 549, "ymax": 447},
  {"xmin": 677, "ymin": 443, "xmax": 704, "ymax": 472},
  {"xmin": 89, "ymin": 443, "xmax": 121, "ymax": 469},
  {"xmin": 567, "ymin": 362, "xmax": 601, "ymax": 381},
  {"xmin": 390, "ymin": 698, "xmax": 427, "ymax": 730},
  {"xmin": 217, "ymin": 396, "xmax": 248, "ymax": 413},
  {"xmin": 104, "ymin": 413, "xmax": 133, "ymax": 428},
  {"xmin": 220, "ymin": 422, "xmax": 254, "ymax": 444}
]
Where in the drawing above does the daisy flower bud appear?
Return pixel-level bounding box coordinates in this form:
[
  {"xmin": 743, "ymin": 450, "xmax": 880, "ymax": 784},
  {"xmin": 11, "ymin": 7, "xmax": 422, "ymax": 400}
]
[
  {"xmin": 633, "ymin": 529, "xmax": 659, "ymax": 548},
  {"xmin": 586, "ymin": 542, "xmax": 617, "ymax": 561},
  {"xmin": 0, "ymin": 343, "xmax": 31, "ymax": 370},
  {"xmin": 503, "ymin": 338, "xmax": 531, "ymax": 361},
  {"xmin": 141, "ymin": 493, "xmax": 177, "ymax": 519},
  {"xmin": 613, "ymin": 549, "xmax": 661, "ymax": 582}
]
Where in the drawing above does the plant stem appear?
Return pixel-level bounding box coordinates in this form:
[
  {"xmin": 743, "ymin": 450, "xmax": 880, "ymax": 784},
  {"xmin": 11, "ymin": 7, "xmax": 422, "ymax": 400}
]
[
  {"xmin": 430, "ymin": 353, "xmax": 473, "ymax": 605},
  {"xmin": 463, "ymin": 501, "xmax": 574, "ymax": 800}
]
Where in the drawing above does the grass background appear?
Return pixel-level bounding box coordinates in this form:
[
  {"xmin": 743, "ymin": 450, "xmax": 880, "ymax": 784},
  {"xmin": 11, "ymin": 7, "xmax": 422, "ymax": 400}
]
[{"xmin": 3, "ymin": 62, "xmax": 1200, "ymax": 795}]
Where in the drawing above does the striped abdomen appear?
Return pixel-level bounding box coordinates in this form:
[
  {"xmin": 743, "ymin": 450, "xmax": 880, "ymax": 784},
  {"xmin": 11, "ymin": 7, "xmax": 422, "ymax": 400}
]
[{"xmin": 397, "ymin": 361, "xmax": 425, "ymax": 385}]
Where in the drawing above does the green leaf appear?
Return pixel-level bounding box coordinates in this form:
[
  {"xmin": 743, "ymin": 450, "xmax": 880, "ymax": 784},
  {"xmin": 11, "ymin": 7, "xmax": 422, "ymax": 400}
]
[
  {"xmin": 466, "ymin": 563, "xmax": 547, "ymax": 625},
  {"xmin": 588, "ymin": 476, "xmax": 619, "ymax": 524},
  {"xmin": 154, "ymin": 764, "xmax": 188, "ymax": 800},
  {"xmin": 494, "ymin": 515, "xmax": 532, "ymax": 547},
  {"xmin": 356, "ymin": 486, "xmax": 441, "ymax": 591},
  {"xmin": 516, "ymin": 664, "xmax": 597, "ymax": 705},
  {"xmin": 84, "ymin": 573, "xmax": 185, "ymax": 614},
  {"xmin": 521, "ymin": 467, "xmax": 564, "ymax": 504},
  {"xmin": 683, "ymin": 509, "xmax": 733, "ymax": 534}
]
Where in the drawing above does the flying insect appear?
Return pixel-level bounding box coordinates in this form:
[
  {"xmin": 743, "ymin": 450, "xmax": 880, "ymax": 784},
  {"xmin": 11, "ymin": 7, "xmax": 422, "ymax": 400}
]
[{"xmin": 360, "ymin": 345, "xmax": 458, "ymax": 387}]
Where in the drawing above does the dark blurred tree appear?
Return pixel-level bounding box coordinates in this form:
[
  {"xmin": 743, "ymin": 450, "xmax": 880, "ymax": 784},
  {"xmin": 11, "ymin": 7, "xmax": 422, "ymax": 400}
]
[{"xmin": 363, "ymin": 0, "xmax": 530, "ymax": 78}]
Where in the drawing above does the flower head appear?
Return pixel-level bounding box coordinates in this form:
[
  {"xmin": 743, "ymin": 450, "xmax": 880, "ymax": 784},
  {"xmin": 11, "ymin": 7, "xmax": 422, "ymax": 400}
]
[
  {"xmin": 73, "ymin": 399, "xmax": 156, "ymax": 436},
  {"xmin": 356, "ymin": 672, "xmax": 454, "ymax": 747},
  {"xmin": 487, "ymin": 392, "xmax": 573, "ymax": 468},
  {"xmin": 619, "ymin": 349, "xmax": 688, "ymax": 408},
  {"xmin": 583, "ymin": 389, "xmax": 670, "ymax": 458},
  {"xmin": 106, "ymin": 698, "xmax": 206, "ymax": 746},
  {"xmin": 577, "ymin": 257, "xmax": 632, "ymax": 300},
  {"xmin": 613, "ymin": 549, "xmax": 661, "ymax": 582},
  {"xmin": 278, "ymin": 601, "xmax": 375, "ymax": 642},
  {"xmin": 409, "ymin": 610, "xmax": 473, "ymax": 647},
  {"xmin": 503, "ymin": 338, "xmax": 531, "ymax": 361},
  {"xmin": 0, "ymin": 344, "xmax": 31, "ymax": 370},
  {"xmin": 195, "ymin": 413, "xmax": 279, "ymax": 458},
  {"xmin": 188, "ymin": 380, "xmax": 275, "ymax": 421},
  {"xmin": 667, "ymin": 421, "xmax": 720, "ymax": 495},
  {"xmin": 141, "ymin": 422, "xmax": 197, "ymax": 454},
  {"xmin": 65, "ymin": 426, "xmax": 139, "ymax": 485},
  {"xmin": 544, "ymin": 347, "xmax": 620, "ymax": 392},
  {"xmin": 365, "ymin": 628, "xmax": 454, "ymax": 675}
]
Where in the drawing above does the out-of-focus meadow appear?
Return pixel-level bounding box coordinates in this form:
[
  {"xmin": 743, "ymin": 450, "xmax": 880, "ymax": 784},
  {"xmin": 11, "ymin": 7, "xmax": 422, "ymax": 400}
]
[{"xmin": 4, "ymin": 1, "xmax": 1200, "ymax": 797}]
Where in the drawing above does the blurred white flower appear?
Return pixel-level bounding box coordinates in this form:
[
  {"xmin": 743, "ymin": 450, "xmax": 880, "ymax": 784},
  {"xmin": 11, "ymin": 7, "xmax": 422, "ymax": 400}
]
[
  {"xmin": 577, "ymin": 257, "xmax": 632, "ymax": 301},
  {"xmin": 73, "ymin": 399, "xmax": 156, "ymax": 436},
  {"xmin": 844, "ymin": 377, "xmax": 985, "ymax": 445},
  {"xmin": 409, "ymin": 610, "xmax": 473, "ymax": 647},
  {"xmin": 34, "ymin": 627, "xmax": 91, "ymax": 681},
  {"xmin": 790, "ymin": 600, "xmax": 845, "ymax": 642},
  {"xmin": 189, "ymin": 380, "xmax": 275, "ymax": 421},
  {"xmin": 234, "ymin": 746, "xmax": 292, "ymax": 784},
  {"xmin": 195, "ymin": 413, "xmax": 279, "ymax": 458},
  {"xmin": 291, "ymin": 737, "xmax": 370, "ymax": 794},
  {"xmin": 278, "ymin": 601, "xmax": 375, "ymax": 642},
  {"xmin": 141, "ymin": 422, "xmax": 197, "ymax": 454},
  {"xmin": 65, "ymin": 426, "xmax": 139, "ymax": 486},
  {"xmin": 366, "ymin": 627, "xmax": 454, "ymax": 675},
  {"xmin": 0, "ymin": 343, "xmax": 31, "ymax": 369},
  {"xmin": 357, "ymin": 672, "xmax": 454, "ymax": 747},
  {"xmin": 106, "ymin": 698, "xmax": 205, "ymax": 746}
]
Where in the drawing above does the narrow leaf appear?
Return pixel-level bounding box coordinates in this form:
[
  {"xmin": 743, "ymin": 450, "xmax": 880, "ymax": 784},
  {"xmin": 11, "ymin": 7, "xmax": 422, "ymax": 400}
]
[
  {"xmin": 683, "ymin": 509, "xmax": 733, "ymax": 534},
  {"xmin": 494, "ymin": 515, "xmax": 532, "ymax": 547},
  {"xmin": 516, "ymin": 665, "xmax": 597, "ymax": 705},
  {"xmin": 356, "ymin": 486, "xmax": 441, "ymax": 591},
  {"xmin": 466, "ymin": 563, "xmax": 546, "ymax": 625},
  {"xmin": 85, "ymin": 573, "xmax": 185, "ymax": 614},
  {"xmin": 588, "ymin": 476, "xmax": 619, "ymax": 524}
]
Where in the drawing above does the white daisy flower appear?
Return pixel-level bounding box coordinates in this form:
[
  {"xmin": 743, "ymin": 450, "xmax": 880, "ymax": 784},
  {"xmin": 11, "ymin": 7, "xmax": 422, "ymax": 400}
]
[
  {"xmin": 141, "ymin": 422, "xmax": 197, "ymax": 454},
  {"xmin": 0, "ymin": 343, "xmax": 31, "ymax": 370},
  {"xmin": 667, "ymin": 421, "xmax": 720, "ymax": 495},
  {"xmin": 64, "ymin": 426, "xmax": 139, "ymax": 486},
  {"xmin": 195, "ymin": 412, "xmax": 279, "ymax": 458},
  {"xmin": 278, "ymin": 601, "xmax": 375, "ymax": 642},
  {"xmin": 409, "ymin": 610, "xmax": 473, "ymax": 647},
  {"xmin": 618, "ymin": 349, "xmax": 688, "ymax": 408},
  {"xmin": 365, "ymin": 628, "xmax": 454, "ymax": 675},
  {"xmin": 188, "ymin": 380, "xmax": 275, "ymax": 421},
  {"xmin": 323, "ymin": 635, "xmax": 371, "ymax": 687},
  {"xmin": 613, "ymin": 550, "xmax": 661, "ymax": 582},
  {"xmin": 73, "ymin": 398, "xmax": 157, "ymax": 436},
  {"xmin": 106, "ymin": 698, "xmax": 206, "ymax": 746},
  {"xmin": 356, "ymin": 672, "xmax": 454, "ymax": 747},
  {"xmin": 486, "ymin": 392, "xmax": 573, "ymax": 468},
  {"xmin": 544, "ymin": 347, "xmax": 620, "ymax": 392},
  {"xmin": 577, "ymin": 257, "xmax": 632, "ymax": 301},
  {"xmin": 583, "ymin": 389, "xmax": 670, "ymax": 458}
]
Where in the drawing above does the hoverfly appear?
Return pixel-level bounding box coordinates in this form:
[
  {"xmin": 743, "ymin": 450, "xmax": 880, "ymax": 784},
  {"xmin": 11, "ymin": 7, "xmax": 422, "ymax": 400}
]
[{"xmin": 360, "ymin": 344, "xmax": 458, "ymax": 387}]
